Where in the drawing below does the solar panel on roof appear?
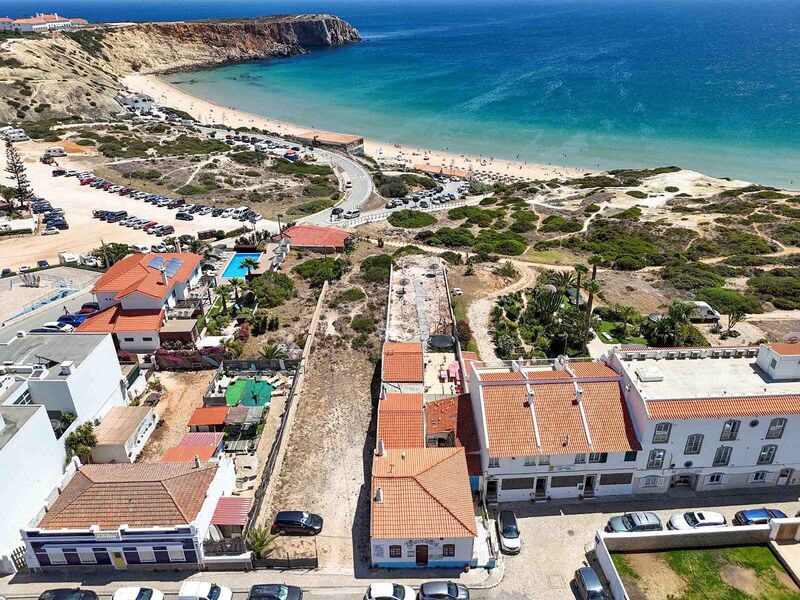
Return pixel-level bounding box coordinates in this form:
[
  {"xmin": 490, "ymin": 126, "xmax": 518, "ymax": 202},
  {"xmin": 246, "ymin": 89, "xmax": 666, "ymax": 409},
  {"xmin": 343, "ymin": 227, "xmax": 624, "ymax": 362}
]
[
  {"xmin": 148, "ymin": 256, "xmax": 165, "ymax": 270},
  {"xmin": 165, "ymin": 258, "xmax": 183, "ymax": 278}
]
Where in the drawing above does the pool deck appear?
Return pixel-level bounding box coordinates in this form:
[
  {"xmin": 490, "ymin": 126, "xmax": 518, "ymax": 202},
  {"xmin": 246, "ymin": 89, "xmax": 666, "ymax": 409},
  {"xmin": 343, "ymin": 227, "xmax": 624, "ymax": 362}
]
[{"xmin": 220, "ymin": 252, "xmax": 263, "ymax": 279}]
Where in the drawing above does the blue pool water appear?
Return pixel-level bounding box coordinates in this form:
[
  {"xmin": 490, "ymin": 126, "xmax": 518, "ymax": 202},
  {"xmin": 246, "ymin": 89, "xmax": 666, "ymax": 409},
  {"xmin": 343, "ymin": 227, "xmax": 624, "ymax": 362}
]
[{"xmin": 222, "ymin": 253, "xmax": 262, "ymax": 278}]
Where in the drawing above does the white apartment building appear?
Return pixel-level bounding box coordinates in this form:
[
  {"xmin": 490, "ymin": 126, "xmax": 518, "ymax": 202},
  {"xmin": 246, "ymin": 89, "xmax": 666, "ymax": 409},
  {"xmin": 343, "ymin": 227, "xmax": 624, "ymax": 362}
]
[
  {"xmin": 609, "ymin": 343, "xmax": 800, "ymax": 494},
  {"xmin": 0, "ymin": 14, "xmax": 87, "ymax": 32},
  {"xmin": 468, "ymin": 359, "xmax": 641, "ymax": 502}
]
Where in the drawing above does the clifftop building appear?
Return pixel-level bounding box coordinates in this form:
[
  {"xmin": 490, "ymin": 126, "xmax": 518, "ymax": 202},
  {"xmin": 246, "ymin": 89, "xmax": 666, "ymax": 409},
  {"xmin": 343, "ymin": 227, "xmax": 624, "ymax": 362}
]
[{"xmin": 0, "ymin": 14, "xmax": 87, "ymax": 32}]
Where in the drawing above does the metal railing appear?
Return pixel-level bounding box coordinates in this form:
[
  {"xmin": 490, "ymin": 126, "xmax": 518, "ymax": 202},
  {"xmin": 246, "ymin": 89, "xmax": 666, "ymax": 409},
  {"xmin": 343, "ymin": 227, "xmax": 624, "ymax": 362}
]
[
  {"xmin": 344, "ymin": 200, "xmax": 467, "ymax": 227},
  {"xmin": 203, "ymin": 539, "xmax": 248, "ymax": 556}
]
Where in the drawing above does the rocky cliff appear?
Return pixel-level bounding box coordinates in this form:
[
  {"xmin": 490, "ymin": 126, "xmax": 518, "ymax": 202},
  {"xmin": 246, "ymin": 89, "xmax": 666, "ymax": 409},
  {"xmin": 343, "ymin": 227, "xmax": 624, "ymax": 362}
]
[{"xmin": 0, "ymin": 14, "xmax": 360, "ymax": 122}]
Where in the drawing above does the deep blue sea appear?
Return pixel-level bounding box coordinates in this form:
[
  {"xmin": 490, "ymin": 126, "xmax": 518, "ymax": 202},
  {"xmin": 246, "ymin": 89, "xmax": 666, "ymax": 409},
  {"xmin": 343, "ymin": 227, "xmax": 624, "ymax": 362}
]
[{"xmin": 7, "ymin": 0, "xmax": 800, "ymax": 186}]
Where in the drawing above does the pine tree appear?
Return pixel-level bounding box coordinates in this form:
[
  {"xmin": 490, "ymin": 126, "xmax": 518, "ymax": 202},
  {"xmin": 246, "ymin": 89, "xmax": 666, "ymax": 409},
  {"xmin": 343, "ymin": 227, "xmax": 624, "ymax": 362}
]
[{"xmin": 4, "ymin": 141, "xmax": 32, "ymax": 208}]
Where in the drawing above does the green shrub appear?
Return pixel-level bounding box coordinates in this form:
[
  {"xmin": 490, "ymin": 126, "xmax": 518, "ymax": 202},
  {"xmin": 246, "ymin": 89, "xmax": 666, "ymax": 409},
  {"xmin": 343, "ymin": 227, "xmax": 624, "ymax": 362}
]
[
  {"xmin": 334, "ymin": 287, "xmax": 366, "ymax": 304},
  {"xmin": 614, "ymin": 255, "xmax": 647, "ymax": 271},
  {"xmin": 393, "ymin": 245, "xmax": 426, "ymax": 258},
  {"xmin": 271, "ymin": 158, "xmax": 333, "ymax": 177},
  {"xmin": 243, "ymin": 170, "xmax": 261, "ymax": 177},
  {"xmin": 747, "ymin": 275, "xmax": 800, "ymax": 309},
  {"xmin": 696, "ymin": 287, "xmax": 763, "ymax": 314},
  {"xmin": 539, "ymin": 215, "xmax": 582, "ymax": 233},
  {"xmin": 611, "ymin": 207, "xmax": 642, "ymax": 220},
  {"xmin": 387, "ymin": 209, "xmax": 437, "ymax": 229},
  {"xmin": 302, "ymin": 183, "xmax": 338, "ymax": 198},
  {"xmin": 247, "ymin": 272, "xmax": 295, "ymax": 307},
  {"xmin": 661, "ymin": 261, "xmax": 725, "ymax": 291},
  {"xmin": 230, "ymin": 151, "xmax": 265, "ymax": 166},
  {"xmin": 292, "ymin": 258, "xmax": 348, "ymax": 287},
  {"xmin": 351, "ymin": 314, "xmax": 376, "ymax": 334},
  {"xmin": 665, "ymin": 186, "xmax": 679, "ymax": 193},
  {"xmin": 129, "ymin": 169, "xmax": 161, "ymax": 180},
  {"xmin": 287, "ymin": 198, "xmax": 336, "ymax": 215},
  {"xmin": 361, "ymin": 254, "xmax": 392, "ymax": 283},
  {"xmin": 440, "ymin": 251, "xmax": 463, "ymax": 265},
  {"xmin": 75, "ymin": 138, "xmax": 95, "ymax": 146},
  {"xmin": 419, "ymin": 227, "xmax": 476, "ymax": 248},
  {"xmin": 625, "ymin": 191, "xmax": 647, "ymax": 199},
  {"xmin": 448, "ymin": 206, "xmax": 502, "ymax": 227},
  {"xmin": 584, "ymin": 203, "xmax": 601, "ymax": 214}
]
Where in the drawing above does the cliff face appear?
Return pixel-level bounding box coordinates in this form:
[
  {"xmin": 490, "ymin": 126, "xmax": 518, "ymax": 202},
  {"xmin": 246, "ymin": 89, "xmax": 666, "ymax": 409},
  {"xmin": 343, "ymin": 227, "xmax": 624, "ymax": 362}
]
[{"xmin": 0, "ymin": 15, "xmax": 359, "ymax": 122}]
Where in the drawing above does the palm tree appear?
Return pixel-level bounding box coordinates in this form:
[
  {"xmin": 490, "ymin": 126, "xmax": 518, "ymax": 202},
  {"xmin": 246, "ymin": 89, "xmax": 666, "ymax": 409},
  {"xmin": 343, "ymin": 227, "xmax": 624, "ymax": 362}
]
[
  {"xmin": 215, "ymin": 284, "xmax": 232, "ymax": 313},
  {"xmin": 549, "ymin": 271, "xmax": 577, "ymax": 295},
  {"xmin": 666, "ymin": 299, "xmax": 693, "ymax": 346},
  {"xmin": 259, "ymin": 343, "xmax": 287, "ymax": 360},
  {"xmin": 187, "ymin": 238, "xmax": 210, "ymax": 256},
  {"xmin": 229, "ymin": 278, "xmax": 244, "ymax": 305},
  {"xmin": 574, "ymin": 264, "xmax": 589, "ymax": 296},
  {"xmin": 588, "ymin": 254, "xmax": 604, "ymax": 281},
  {"xmin": 240, "ymin": 257, "xmax": 260, "ymax": 277},
  {"xmin": 582, "ymin": 279, "xmax": 602, "ymax": 344},
  {"xmin": 618, "ymin": 305, "xmax": 638, "ymax": 340}
]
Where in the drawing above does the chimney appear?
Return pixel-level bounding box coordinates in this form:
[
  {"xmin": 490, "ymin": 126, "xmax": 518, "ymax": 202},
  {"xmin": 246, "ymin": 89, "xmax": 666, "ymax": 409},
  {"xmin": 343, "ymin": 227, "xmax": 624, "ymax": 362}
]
[
  {"xmin": 401, "ymin": 451, "xmax": 406, "ymax": 460},
  {"xmin": 574, "ymin": 386, "xmax": 584, "ymax": 405},
  {"xmin": 161, "ymin": 266, "xmax": 168, "ymax": 285},
  {"xmin": 563, "ymin": 434, "xmax": 570, "ymax": 447},
  {"xmin": 374, "ymin": 487, "xmax": 383, "ymax": 503},
  {"xmin": 376, "ymin": 438, "xmax": 385, "ymax": 457},
  {"xmin": 175, "ymin": 239, "xmax": 182, "ymax": 254},
  {"xmin": 193, "ymin": 455, "xmax": 200, "ymax": 468},
  {"xmin": 16, "ymin": 331, "xmax": 26, "ymax": 338},
  {"xmin": 59, "ymin": 361, "xmax": 74, "ymax": 376}
]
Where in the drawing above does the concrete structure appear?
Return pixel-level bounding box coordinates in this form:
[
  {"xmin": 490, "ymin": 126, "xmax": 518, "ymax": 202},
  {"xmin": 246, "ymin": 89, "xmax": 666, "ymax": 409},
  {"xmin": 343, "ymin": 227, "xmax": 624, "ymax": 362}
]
[
  {"xmin": 295, "ymin": 130, "xmax": 364, "ymax": 153},
  {"xmin": 91, "ymin": 405, "xmax": 157, "ymax": 464},
  {"xmin": 116, "ymin": 92, "xmax": 155, "ymax": 113},
  {"xmin": 0, "ymin": 13, "xmax": 87, "ymax": 32},
  {"xmin": 22, "ymin": 459, "xmax": 236, "ymax": 571}
]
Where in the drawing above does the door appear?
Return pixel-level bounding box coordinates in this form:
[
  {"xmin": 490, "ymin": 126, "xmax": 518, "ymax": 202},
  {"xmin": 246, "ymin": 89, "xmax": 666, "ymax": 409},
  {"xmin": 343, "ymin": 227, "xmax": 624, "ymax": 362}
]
[
  {"xmin": 415, "ymin": 544, "xmax": 428, "ymax": 566},
  {"xmin": 583, "ymin": 475, "xmax": 596, "ymax": 497},
  {"xmin": 534, "ymin": 477, "xmax": 548, "ymax": 499},
  {"xmin": 486, "ymin": 480, "xmax": 498, "ymax": 503},
  {"xmin": 110, "ymin": 550, "xmax": 127, "ymax": 570},
  {"xmin": 778, "ymin": 468, "xmax": 792, "ymax": 486}
]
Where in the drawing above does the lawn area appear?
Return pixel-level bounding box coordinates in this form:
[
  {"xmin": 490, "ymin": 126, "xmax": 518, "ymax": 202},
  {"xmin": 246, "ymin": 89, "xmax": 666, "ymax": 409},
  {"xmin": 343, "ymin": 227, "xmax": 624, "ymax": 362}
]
[
  {"xmin": 596, "ymin": 319, "xmax": 647, "ymax": 345},
  {"xmin": 521, "ymin": 247, "xmax": 583, "ymax": 265},
  {"xmin": 613, "ymin": 546, "xmax": 800, "ymax": 600}
]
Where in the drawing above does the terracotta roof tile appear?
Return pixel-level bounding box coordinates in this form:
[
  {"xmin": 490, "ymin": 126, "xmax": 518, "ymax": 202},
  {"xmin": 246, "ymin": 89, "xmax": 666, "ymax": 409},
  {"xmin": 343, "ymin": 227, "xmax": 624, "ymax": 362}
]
[
  {"xmin": 161, "ymin": 446, "xmax": 218, "ymax": 463},
  {"xmin": 211, "ymin": 497, "xmax": 252, "ymax": 526},
  {"xmin": 647, "ymin": 394, "xmax": 800, "ymax": 420},
  {"xmin": 371, "ymin": 448, "xmax": 477, "ymax": 539},
  {"xmin": 382, "ymin": 342, "xmax": 424, "ymax": 383},
  {"xmin": 280, "ymin": 224, "xmax": 351, "ymax": 249},
  {"xmin": 77, "ymin": 306, "xmax": 164, "ymax": 333},
  {"xmin": 92, "ymin": 252, "xmax": 202, "ymax": 301},
  {"xmin": 377, "ymin": 393, "xmax": 424, "ymax": 448},
  {"xmin": 769, "ymin": 343, "xmax": 800, "ymax": 357},
  {"xmin": 570, "ymin": 362, "xmax": 619, "ymax": 378},
  {"xmin": 38, "ymin": 463, "xmax": 217, "ymax": 529},
  {"xmin": 425, "ymin": 394, "xmax": 481, "ymax": 476},
  {"xmin": 478, "ymin": 371, "xmax": 525, "ymax": 382},
  {"xmin": 187, "ymin": 406, "xmax": 228, "ymax": 427},
  {"xmin": 523, "ymin": 370, "xmax": 572, "ymax": 380},
  {"xmin": 177, "ymin": 432, "xmax": 224, "ymax": 448}
]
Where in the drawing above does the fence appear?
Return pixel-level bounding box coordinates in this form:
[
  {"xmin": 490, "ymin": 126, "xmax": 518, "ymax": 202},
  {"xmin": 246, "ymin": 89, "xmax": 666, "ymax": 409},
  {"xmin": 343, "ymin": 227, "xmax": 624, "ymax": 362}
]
[
  {"xmin": 254, "ymin": 552, "xmax": 318, "ymax": 570},
  {"xmin": 203, "ymin": 539, "xmax": 248, "ymax": 556},
  {"xmin": 345, "ymin": 200, "xmax": 468, "ymax": 227}
]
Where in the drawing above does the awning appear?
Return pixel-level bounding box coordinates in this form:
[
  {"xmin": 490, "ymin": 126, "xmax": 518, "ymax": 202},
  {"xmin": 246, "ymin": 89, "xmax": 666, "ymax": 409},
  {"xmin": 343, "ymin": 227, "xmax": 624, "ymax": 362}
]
[{"xmin": 211, "ymin": 497, "xmax": 252, "ymax": 527}]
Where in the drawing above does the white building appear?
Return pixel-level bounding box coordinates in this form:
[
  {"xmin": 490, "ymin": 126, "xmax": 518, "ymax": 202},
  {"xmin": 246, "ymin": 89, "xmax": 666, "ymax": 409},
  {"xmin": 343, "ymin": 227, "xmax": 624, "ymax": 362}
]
[
  {"xmin": 116, "ymin": 92, "xmax": 156, "ymax": 114},
  {"xmin": 609, "ymin": 344, "xmax": 800, "ymax": 494},
  {"xmin": 468, "ymin": 358, "xmax": 641, "ymax": 502},
  {"xmin": 0, "ymin": 14, "xmax": 87, "ymax": 33},
  {"xmin": 0, "ymin": 332, "xmax": 127, "ymax": 573},
  {"xmin": 91, "ymin": 405, "xmax": 157, "ymax": 464}
]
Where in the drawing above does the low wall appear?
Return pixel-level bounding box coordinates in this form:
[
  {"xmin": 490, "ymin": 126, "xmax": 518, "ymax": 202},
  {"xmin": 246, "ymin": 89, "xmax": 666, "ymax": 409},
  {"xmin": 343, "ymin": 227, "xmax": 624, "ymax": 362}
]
[{"xmin": 602, "ymin": 525, "xmax": 771, "ymax": 553}]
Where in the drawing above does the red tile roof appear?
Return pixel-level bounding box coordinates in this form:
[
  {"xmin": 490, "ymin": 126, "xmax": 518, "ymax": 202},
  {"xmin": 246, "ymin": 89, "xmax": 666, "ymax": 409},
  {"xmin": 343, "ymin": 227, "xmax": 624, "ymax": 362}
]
[
  {"xmin": 77, "ymin": 306, "xmax": 164, "ymax": 333},
  {"xmin": 281, "ymin": 224, "xmax": 351, "ymax": 249},
  {"xmin": 37, "ymin": 462, "xmax": 217, "ymax": 529},
  {"xmin": 177, "ymin": 432, "xmax": 224, "ymax": 448},
  {"xmin": 377, "ymin": 393, "xmax": 424, "ymax": 448},
  {"xmin": 570, "ymin": 362, "xmax": 619, "ymax": 378},
  {"xmin": 187, "ymin": 406, "xmax": 228, "ymax": 427},
  {"xmin": 211, "ymin": 497, "xmax": 252, "ymax": 526},
  {"xmin": 478, "ymin": 371, "xmax": 525, "ymax": 382},
  {"xmin": 769, "ymin": 343, "xmax": 800, "ymax": 357},
  {"xmin": 371, "ymin": 448, "xmax": 477, "ymax": 539},
  {"xmin": 161, "ymin": 445, "xmax": 218, "ymax": 463},
  {"xmin": 92, "ymin": 252, "xmax": 202, "ymax": 301},
  {"xmin": 425, "ymin": 394, "xmax": 482, "ymax": 475},
  {"xmin": 382, "ymin": 342, "xmax": 424, "ymax": 383},
  {"xmin": 647, "ymin": 394, "xmax": 800, "ymax": 420}
]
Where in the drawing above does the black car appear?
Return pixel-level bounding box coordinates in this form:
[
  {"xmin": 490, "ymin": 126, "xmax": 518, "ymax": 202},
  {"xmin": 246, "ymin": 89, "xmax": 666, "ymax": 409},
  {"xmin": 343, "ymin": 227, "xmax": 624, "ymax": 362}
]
[
  {"xmin": 247, "ymin": 585, "xmax": 302, "ymax": 600},
  {"xmin": 81, "ymin": 302, "xmax": 100, "ymax": 312},
  {"xmin": 271, "ymin": 511, "xmax": 323, "ymax": 536},
  {"xmin": 50, "ymin": 220, "xmax": 69, "ymax": 230},
  {"xmin": 176, "ymin": 212, "xmax": 194, "ymax": 221},
  {"xmin": 38, "ymin": 589, "xmax": 99, "ymax": 600},
  {"xmin": 52, "ymin": 169, "xmax": 66, "ymax": 176},
  {"xmin": 211, "ymin": 208, "xmax": 224, "ymax": 217},
  {"xmin": 331, "ymin": 207, "xmax": 344, "ymax": 216}
]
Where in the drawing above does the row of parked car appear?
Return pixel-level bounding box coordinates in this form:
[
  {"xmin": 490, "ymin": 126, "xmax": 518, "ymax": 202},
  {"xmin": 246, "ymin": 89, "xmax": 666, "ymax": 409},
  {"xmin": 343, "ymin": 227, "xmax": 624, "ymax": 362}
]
[
  {"xmin": 31, "ymin": 198, "xmax": 70, "ymax": 235},
  {"xmin": 92, "ymin": 210, "xmax": 176, "ymax": 237},
  {"xmin": 606, "ymin": 506, "xmax": 789, "ymax": 533},
  {"xmin": 26, "ymin": 302, "xmax": 100, "ymax": 333}
]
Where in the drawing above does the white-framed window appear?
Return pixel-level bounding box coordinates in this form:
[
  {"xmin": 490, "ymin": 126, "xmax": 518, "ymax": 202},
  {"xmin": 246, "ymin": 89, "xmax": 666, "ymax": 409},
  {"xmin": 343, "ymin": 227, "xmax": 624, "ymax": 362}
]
[
  {"xmin": 574, "ymin": 453, "xmax": 587, "ymax": 464},
  {"xmin": 770, "ymin": 358, "xmax": 778, "ymax": 369},
  {"xmin": 647, "ymin": 449, "xmax": 665, "ymax": 469},
  {"xmin": 442, "ymin": 544, "xmax": 455, "ymax": 557},
  {"xmin": 706, "ymin": 473, "xmax": 725, "ymax": 485},
  {"xmin": 766, "ymin": 418, "xmax": 787, "ymax": 440},
  {"xmin": 538, "ymin": 455, "xmax": 550, "ymax": 466},
  {"xmin": 138, "ymin": 547, "xmax": 156, "ymax": 563},
  {"xmin": 758, "ymin": 444, "xmax": 777, "ymax": 465},
  {"xmin": 684, "ymin": 434, "xmax": 704, "ymax": 455},
  {"xmin": 713, "ymin": 446, "xmax": 732, "ymax": 467},
  {"xmin": 588, "ymin": 452, "xmax": 608, "ymax": 463},
  {"xmin": 45, "ymin": 548, "xmax": 66, "ymax": 565},
  {"xmin": 524, "ymin": 456, "xmax": 537, "ymax": 466},
  {"xmin": 389, "ymin": 545, "xmax": 402, "ymax": 558},
  {"xmin": 751, "ymin": 471, "xmax": 771, "ymax": 483},
  {"xmin": 720, "ymin": 420, "xmax": 740, "ymax": 441},
  {"xmin": 167, "ymin": 546, "xmax": 185, "ymax": 562},
  {"xmin": 653, "ymin": 422, "xmax": 671, "ymax": 443},
  {"xmin": 642, "ymin": 475, "xmax": 661, "ymax": 488},
  {"xmin": 488, "ymin": 457, "xmax": 500, "ymax": 469},
  {"xmin": 77, "ymin": 547, "xmax": 96, "ymax": 564}
]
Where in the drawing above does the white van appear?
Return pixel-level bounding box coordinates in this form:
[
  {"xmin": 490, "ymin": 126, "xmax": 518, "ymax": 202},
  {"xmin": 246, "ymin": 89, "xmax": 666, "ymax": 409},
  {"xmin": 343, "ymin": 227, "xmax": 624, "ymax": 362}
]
[
  {"xmin": 5, "ymin": 130, "xmax": 29, "ymax": 142},
  {"xmin": 132, "ymin": 243, "xmax": 151, "ymax": 253},
  {"xmin": 44, "ymin": 146, "xmax": 66, "ymax": 157},
  {"xmin": 231, "ymin": 206, "xmax": 250, "ymax": 218},
  {"xmin": 177, "ymin": 582, "xmax": 232, "ymax": 600},
  {"xmin": 689, "ymin": 301, "xmax": 721, "ymax": 323}
]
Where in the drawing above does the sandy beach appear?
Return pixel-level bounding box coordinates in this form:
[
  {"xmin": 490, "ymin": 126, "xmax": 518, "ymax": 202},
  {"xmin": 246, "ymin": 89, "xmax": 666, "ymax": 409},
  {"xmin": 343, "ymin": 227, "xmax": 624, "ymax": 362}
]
[{"xmin": 124, "ymin": 74, "xmax": 593, "ymax": 182}]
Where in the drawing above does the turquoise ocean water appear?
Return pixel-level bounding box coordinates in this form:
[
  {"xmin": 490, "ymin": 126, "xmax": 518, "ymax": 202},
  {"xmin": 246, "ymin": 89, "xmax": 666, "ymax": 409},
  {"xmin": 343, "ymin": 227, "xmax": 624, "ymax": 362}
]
[{"xmin": 9, "ymin": 0, "xmax": 800, "ymax": 186}]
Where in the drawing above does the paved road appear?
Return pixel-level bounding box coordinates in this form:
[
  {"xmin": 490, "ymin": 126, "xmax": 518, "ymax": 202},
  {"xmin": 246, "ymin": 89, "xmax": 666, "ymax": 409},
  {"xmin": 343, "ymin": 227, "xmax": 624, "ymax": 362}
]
[{"xmin": 0, "ymin": 287, "xmax": 93, "ymax": 342}]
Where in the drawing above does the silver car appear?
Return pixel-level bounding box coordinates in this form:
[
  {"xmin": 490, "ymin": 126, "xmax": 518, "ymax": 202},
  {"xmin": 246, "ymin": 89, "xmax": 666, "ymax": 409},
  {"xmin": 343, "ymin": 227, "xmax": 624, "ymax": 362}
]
[
  {"xmin": 417, "ymin": 581, "xmax": 469, "ymax": 600},
  {"xmin": 575, "ymin": 567, "xmax": 608, "ymax": 599}
]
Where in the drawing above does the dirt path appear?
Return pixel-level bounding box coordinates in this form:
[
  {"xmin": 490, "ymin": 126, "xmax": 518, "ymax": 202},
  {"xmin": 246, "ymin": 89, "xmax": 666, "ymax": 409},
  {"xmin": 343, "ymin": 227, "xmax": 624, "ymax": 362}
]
[{"xmin": 467, "ymin": 263, "xmax": 539, "ymax": 362}]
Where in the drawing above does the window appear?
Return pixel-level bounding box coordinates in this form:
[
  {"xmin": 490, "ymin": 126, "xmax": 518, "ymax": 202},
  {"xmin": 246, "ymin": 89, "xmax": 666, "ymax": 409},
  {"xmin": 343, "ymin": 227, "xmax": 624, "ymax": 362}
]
[
  {"xmin": 138, "ymin": 547, "xmax": 156, "ymax": 563},
  {"xmin": 524, "ymin": 456, "xmax": 537, "ymax": 466},
  {"xmin": 167, "ymin": 546, "xmax": 185, "ymax": 562},
  {"xmin": 624, "ymin": 451, "xmax": 638, "ymax": 462},
  {"xmin": 588, "ymin": 452, "xmax": 608, "ymax": 463},
  {"xmin": 45, "ymin": 548, "xmax": 66, "ymax": 565},
  {"xmin": 574, "ymin": 453, "xmax": 587, "ymax": 464},
  {"xmin": 652, "ymin": 423, "xmax": 671, "ymax": 443},
  {"xmin": 488, "ymin": 457, "xmax": 500, "ymax": 469},
  {"xmin": 758, "ymin": 444, "xmax": 777, "ymax": 465},
  {"xmin": 684, "ymin": 434, "xmax": 704, "ymax": 455},
  {"xmin": 142, "ymin": 337, "xmax": 153, "ymax": 342},
  {"xmin": 77, "ymin": 548, "xmax": 96, "ymax": 564},
  {"xmin": 501, "ymin": 477, "xmax": 535, "ymax": 490},
  {"xmin": 720, "ymin": 420, "xmax": 740, "ymax": 441},
  {"xmin": 766, "ymin": 418, "xmax": 787, "ymax": 440},
  {"xmin": 123, "ymin": 337, "xmax": 134, "ymax": 342},
  {"xmin": 713, "ymin": 446, "xmax": 732, "ymax": 467},
  {"xmin": 751, "ymin": 471, "xmax": 770, "ymax": 483},
  {"xmin": 707, "ymin": 473, "xmax": 724, "ymax": 485},
  {"xmin": 538, "ymin": 455, "xmax": 550, "ymax": 466},
  {"xmin": 442, "ymin": 544, "xmax": 455, "ymax": 557},
  {"xmin": 642, "ymin": 475, "xmax": 660, "ymax": 488},
  {"xmin": 389, "ymin": 545, "xmax": 402, "ymax": 558},
  {"xmin": 770, "ymin": 358, "xmax": 778, "ymax": 369},
  {"xmin": 647, "ymin": 449, "xmax": 665, "ymax": 469}
]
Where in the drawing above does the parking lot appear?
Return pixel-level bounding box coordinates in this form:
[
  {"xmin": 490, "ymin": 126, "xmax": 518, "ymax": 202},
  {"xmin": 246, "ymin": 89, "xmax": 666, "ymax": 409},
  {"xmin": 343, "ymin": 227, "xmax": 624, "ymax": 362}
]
[{"xmin": 484, "ymin": 489, "xmax": 800, "ymax": 600}]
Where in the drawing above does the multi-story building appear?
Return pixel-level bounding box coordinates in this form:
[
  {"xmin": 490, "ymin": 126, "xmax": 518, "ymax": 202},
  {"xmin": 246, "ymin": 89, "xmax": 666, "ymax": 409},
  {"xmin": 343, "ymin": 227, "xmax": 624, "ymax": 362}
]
[{"xmin": 0, "ymin": 14, "xmax": 87, "ymax": 32}]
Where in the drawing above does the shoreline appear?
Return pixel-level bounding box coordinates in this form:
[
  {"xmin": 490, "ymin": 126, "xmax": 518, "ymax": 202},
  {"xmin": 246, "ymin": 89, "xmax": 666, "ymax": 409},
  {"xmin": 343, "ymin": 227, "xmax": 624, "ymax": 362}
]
[{"xmin": 123, "ymin": 74, "xmax": 593, "ymax": 182}]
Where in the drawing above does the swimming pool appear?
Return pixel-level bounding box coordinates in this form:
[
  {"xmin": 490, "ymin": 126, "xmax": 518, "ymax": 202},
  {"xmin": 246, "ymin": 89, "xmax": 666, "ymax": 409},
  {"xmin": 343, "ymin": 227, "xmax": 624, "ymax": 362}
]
[{"xmin": 221, "ymin": 253, "xmax": 262, "ymax": 278}]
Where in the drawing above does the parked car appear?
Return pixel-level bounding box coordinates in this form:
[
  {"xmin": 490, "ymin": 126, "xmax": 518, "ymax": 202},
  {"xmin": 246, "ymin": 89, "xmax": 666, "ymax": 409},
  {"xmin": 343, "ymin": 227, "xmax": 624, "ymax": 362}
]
[
  {"xmin": 418, "ymin": 581, "xmax": 469, "ymax": 600},
  {"xmin": 246, "ymin": 585, "xmax": 301, "ymax": 600},
  {"xmin": 52, "ymin": 169, "xmax": 66, "ymax": 176},
  {"xmin": 343, "ymin": 209, "xmax": 361, "ymax": 219},
  {"xmin": 667, "ymin": 511, "xmax": 727, "ymax": 530},
  {"xmin": 36, "ymin": 260, "xmax": 49, "ymax": 268},
  {"xmin": 574, "ymin": 567, "xmax": 608, "ymax": 600},
  {"xmin": 38, "ymin": 590, "xmax": 99, "ymax": 600},
  {"xmin": 177, "ymin": 582, "xmax": 232, "ymax": 600},
  {"xmin": 151, "ymin": 243, "xmax": 168, "ymax": 253},
  {"xmin": 606, "ymin": 512, "xmax": 663, "ymax": 533},
  {"xmin": 57, "ymin": 314, "xmax": 87, "ymax": 327},
  {"xmin": 41, "ymin": 321, "xmax": 74, "ymax": 333},
  {"xmin": 211, "ymin": 208, "xmax": 224, "ymax": 217},
  {"xmin": 363, "ymin": 583, "xmax": 414, "ymax": 600},
  {"xmin": 156, "ymin": 225, "xmax": 175, "ymax": 236},
  {"xmin": 80, "ymin": 302, "xmax": 100, "ymax": 313},
  {"xmin": 496, "ymin": 510, "xmax": 521, "ymax": 554},
  {"xmin": 42, "ymin": 227, "xmax": 60, "ymax": 236},
  {"xmin": 271, "ymin": 511, "xmax": 323, "ymax": 536},
  {"xmin": 176, "ymin": 212, "xmax": 194, "ymax": 221},
  {"xmin": 111, "ymin": 588, "xmax": 164, "ymax": 600},
  {"xmin": 733, "ymin": 508, "xmax": 788, "ymax": 526},
  {"xmin": 1, "ymin": 268, "xmax": 12, "ymax": 278}
]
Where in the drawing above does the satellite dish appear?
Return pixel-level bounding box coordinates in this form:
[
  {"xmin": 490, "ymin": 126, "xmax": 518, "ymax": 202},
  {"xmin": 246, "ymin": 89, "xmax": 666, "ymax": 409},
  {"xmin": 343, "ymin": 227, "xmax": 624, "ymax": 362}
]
[{"xmin": 782, "ymin": 332, "xmax": 800, "ymax": 343}]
